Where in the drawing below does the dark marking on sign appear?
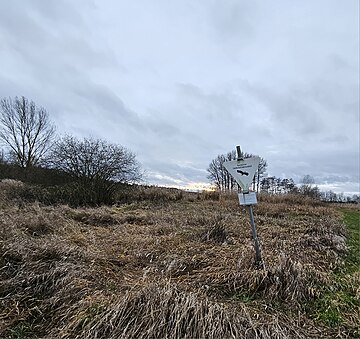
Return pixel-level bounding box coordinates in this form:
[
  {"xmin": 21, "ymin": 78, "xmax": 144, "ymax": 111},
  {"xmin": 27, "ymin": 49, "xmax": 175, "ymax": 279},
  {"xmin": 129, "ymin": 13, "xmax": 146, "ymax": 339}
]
[{"xmin": 237, "ymin": 170, "xmax": 249, "ymax": 176}]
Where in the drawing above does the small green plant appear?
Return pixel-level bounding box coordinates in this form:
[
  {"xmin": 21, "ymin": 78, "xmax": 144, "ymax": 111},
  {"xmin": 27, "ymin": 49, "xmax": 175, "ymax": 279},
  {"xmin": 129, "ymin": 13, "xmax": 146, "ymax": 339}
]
[
  {"xmin": 7, "ymin": 322, "xmax": 35, "ymax": 338},
  {"xmin": 76, "ymin": 303, "xmax": 105, "ymax": 330},
  {"xmin": 313, "ymin": 293, "xmax": 342, "ymax": 326},
  {"xmin": 228, "ymin": 291, "xmax": 256, "ymax": 302}
]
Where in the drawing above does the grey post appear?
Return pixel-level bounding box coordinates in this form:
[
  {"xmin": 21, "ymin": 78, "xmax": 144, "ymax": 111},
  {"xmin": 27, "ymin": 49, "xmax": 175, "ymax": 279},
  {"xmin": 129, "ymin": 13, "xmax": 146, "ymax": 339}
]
[
  {"xmin": 247, "ymin": 204, "xmax": 262, "ymax": 267},
  {"xmin": 236, "ymin": 145, "xmax": 243, "ymax": 160},
  {"xmin": 236, "ymin": 145, "xmax": 263, "ymax": 268}
]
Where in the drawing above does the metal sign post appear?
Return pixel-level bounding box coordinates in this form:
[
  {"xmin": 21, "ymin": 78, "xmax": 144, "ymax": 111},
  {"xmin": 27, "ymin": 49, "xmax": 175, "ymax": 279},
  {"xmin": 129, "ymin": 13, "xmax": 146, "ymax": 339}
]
[
  {"xmin": 246, "ymin": 198, "xmax": 262, "ymax": 267},
  {"xmin": 224, "ymin": 145, "xmax": 264, "ymax": 268}
]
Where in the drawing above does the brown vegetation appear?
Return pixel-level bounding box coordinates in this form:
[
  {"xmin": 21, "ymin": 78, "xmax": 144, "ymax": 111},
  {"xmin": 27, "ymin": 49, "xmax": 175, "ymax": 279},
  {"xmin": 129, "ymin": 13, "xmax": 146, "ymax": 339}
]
[{"xmin": 0, "ymin": 180, "xmax": 358, "ymax": 338}]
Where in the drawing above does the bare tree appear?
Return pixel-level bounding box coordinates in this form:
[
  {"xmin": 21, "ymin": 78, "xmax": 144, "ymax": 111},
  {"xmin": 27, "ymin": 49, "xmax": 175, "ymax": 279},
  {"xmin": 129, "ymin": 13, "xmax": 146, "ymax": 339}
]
[
  {"xmin": 207, "ymin": 151, "xmax": 237, "ymax": 191},
  {"xmin": 299, "ymin": 174, "xmax": 320, "ymax": 199},
  {"xmin": 207, "ymin": 149, "xmax": 267, "ymax": 192},
  {"xmin": 0, "ymin": 96, "xmax": 55, "ymax": 167},
  {"xmin": 252, "ymin": 157, "xmax": 267, "ymax": 192},
  {"xmin": 300, "ymin": 174, "xmax": 315, "ymax": 186},
  {"xmin": 47, "ymin": 136, "xmax": 142, "ymax": 205},
  {"xmin": 49, "ymin": 135, "xmax": 142, "ymax": 183}
]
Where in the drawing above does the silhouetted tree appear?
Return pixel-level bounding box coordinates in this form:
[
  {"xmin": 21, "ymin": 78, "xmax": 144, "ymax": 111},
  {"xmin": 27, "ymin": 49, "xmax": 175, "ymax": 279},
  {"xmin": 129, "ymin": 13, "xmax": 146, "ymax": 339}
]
[
  {"xmin": 207, "ymin": 151, "xmax": 237, "ymax": 191},
  {"xmin": 260, "ymin": 176, "xmax": 297, "ymax": 194},
  {"xmin": 48, "ymin": 136, "xmax": 142, "ymax": 205},
  {"xmin": 280, "ymin": 178, "xmax": 296, "ymax": 193},
  {"xmin": 301, "ymin": 174, "xmax": 315, "ymax": 185},
  {"xmin": 260, "ymin": 176, "xmax": 277, "ymax": 194},
  {"xmin": 49, "ymin": 135, "xmax": 142, "ymax": 183},
  {"xmin": 0, "ymin": 96, "xmax": 55, "ymax": 167},
  {"xmin": 207, "ymin": 150, "xmax": 267, "ymax": 192},
  {"xmin": 255, "ymin": 158, "xmax": 267, "ymax": 192},
  {"xmin": 299, "ymin": 175, "xmax": 320, "ymax": 199}
]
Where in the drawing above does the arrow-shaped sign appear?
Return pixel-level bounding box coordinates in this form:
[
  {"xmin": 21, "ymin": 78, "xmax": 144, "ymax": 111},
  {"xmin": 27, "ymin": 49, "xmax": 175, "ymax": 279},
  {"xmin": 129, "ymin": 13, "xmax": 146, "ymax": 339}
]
[{"xmin": 223, "ymin": 156, "xmax": 260, "ymax": 192}]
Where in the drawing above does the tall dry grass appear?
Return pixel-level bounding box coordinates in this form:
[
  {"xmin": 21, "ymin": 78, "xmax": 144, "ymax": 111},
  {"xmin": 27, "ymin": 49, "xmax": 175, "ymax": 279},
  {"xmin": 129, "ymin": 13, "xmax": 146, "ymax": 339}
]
[{"xmin": 0, "ymin": 180, "xmax": 358, "ymax": 338}]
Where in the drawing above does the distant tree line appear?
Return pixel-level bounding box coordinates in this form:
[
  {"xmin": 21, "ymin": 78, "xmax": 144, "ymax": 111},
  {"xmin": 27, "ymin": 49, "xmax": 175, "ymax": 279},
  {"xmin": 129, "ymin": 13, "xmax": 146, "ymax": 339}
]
[
  {"xmin": 320, "ymin": 191, "xmax": 360, "ymax": 203},
  {"xmin": 0, "ymin": 96, "xmax": 142, "ymax": 205},
  {"xmin": 207, "ymin": 151, "xmax": 358, "ymax": 203},
  {"xmin": 260, "ymin": 177, "xmax": 297, "ymax": 194}
]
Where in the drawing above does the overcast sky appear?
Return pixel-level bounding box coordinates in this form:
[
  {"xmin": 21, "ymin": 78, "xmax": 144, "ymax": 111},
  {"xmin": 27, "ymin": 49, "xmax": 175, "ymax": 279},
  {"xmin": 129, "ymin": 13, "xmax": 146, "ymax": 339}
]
[{"xmin": 0, "ymin": 0, "xmax": 359, "ymax": 194}]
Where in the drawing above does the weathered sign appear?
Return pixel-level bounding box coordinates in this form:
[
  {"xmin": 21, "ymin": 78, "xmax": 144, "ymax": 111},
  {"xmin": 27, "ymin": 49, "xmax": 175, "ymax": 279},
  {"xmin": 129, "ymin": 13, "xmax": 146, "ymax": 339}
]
[
  {"xmin": 223, "ymin": 156, "xmax": 260, "ymax": 192},
  {"xmin": 223, "ymin": 146, "xmax": 263, "ymax": 268}
]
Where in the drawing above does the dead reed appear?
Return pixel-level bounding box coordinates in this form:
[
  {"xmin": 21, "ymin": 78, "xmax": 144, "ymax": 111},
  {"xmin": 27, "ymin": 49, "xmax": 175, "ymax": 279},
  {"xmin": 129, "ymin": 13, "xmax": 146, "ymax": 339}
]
[{"xmin": 0, "ymin": 181, "xmax": 358, "ymax": 338}]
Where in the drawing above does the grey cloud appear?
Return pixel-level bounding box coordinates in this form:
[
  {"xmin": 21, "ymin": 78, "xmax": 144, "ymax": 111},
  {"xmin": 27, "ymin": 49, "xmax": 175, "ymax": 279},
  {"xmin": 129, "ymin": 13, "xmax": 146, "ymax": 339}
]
[
  {"xmin": 209, "ymin": 0, "xmax": 254, "ymax": 42},
  {"xmin": 73, "ymin": 83, "xmax": 142, "ymax": 127},
  {"xmin": 0, "ymin": 0, "xmax": 127, "ymax": 134},
  {"xmin": 302, "ymin": 56, "xmax": 359, "ymax": 119},
  {"xmin": 0, "ymin": 0, "xmax": 116, "ymax": 71},
  {"xmin": 130, "ymin": 82, "xmax": 248, "ymax": 170},
  {"xmin": 329, "ymin": 54, "xmax": 356, "ymax": 73},
  {"xmin": 145, "ymin": 117, "xmax": 180, "ymax": 137},
  {"xmin": 176, "ymin": 83, "xmax": 241, "ymax": 121},
  {"xmin": 249, "ymin": 86, "xmax": 324, "ymax": 136},
  {"xmin": 0, "ymin": 2, "xmax": 47, "ymax": 42},
  {"xmin": 318, "ymin": 175, "xmax": 355, "ymax": 184},
  {"xmin": 12, "ymin": 0, "xmax": 87, "ymax": 24},
  {"xmin": 268, "ymin": 147, "xmax": 359, "ymax": 190},
  {"xmin": 321, "ymin": 135, "xmax": 349, "ymax": 143},
  {"xmin": 0, "ymin": 0, "xmax": 358, "ymax": 194}
]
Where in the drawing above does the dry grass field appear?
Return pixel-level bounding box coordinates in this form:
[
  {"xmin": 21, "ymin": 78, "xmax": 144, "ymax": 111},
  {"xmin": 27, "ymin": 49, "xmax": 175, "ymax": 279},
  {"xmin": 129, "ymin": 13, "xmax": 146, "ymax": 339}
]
[{"xmin": 0, "ymin": 180, "xmax": 359, "ymax": 338}]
